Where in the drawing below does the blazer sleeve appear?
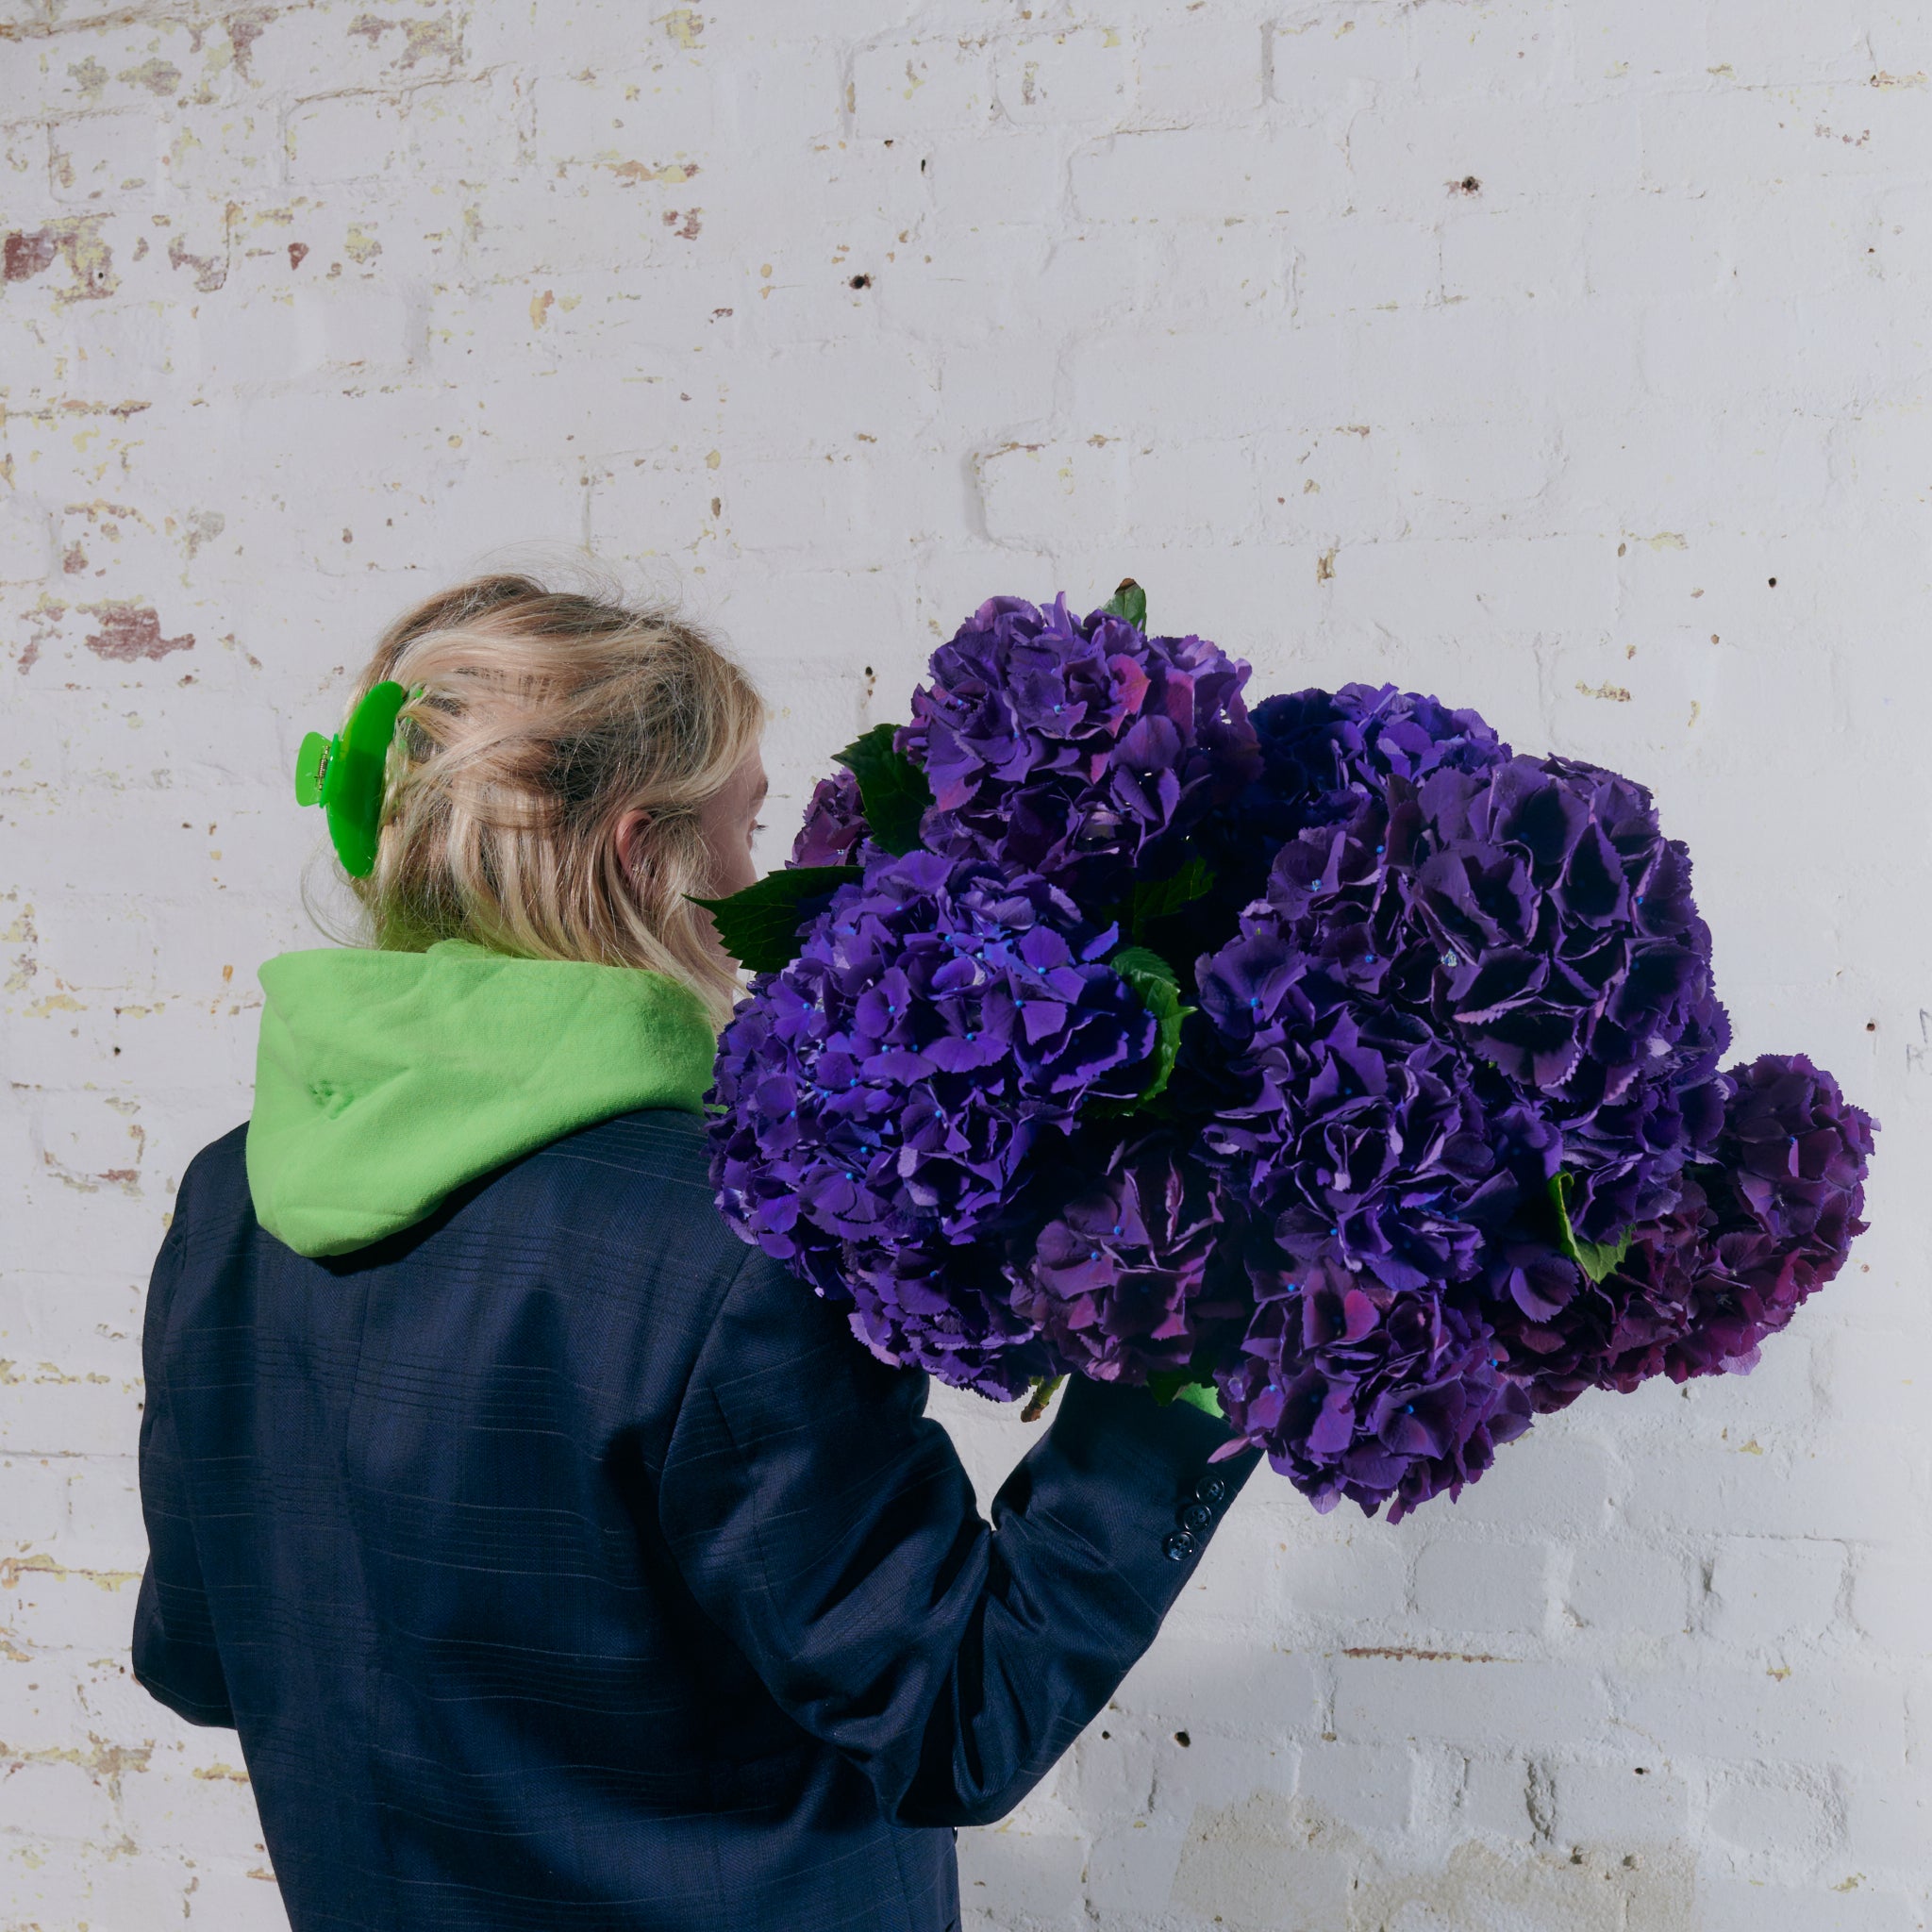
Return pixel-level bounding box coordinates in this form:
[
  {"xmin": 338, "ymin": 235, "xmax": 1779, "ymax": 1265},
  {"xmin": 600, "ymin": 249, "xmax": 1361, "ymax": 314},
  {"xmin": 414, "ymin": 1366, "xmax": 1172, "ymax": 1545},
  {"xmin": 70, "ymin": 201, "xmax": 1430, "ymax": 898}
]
[
  {"xmin": 658, "ymin": 1244, "xmax": 1260, "ymax": 1829},
  {"xmin": 131, "ymin": 1213, "xmax": 235, "ymax": 1729}
]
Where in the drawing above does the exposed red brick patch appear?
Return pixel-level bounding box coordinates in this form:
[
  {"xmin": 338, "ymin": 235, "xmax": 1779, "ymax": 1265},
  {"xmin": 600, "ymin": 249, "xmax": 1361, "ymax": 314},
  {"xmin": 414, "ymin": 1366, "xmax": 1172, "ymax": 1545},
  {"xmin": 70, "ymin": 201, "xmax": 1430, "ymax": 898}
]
[
  {"xmin": 169, "ymin": 234, "xmax": 227, "ymax": 292},
  {"xmin": 228, "ymin": 7, "xmax": 275, "ymax": 79},
  {"xmin": 81, "ymin": 603, "xmax": 195, "ymax": 662},
  {"xmin": 1341, "ymin": 1646, "xmax": 1506, "ymax": 1664},
  {"xmin": 288, "ymin": 241, "xmax": 309, "ymax": 270},
  {"xmin": 4, "ymin": 229, "xmax": 58, "ymax": 282}
]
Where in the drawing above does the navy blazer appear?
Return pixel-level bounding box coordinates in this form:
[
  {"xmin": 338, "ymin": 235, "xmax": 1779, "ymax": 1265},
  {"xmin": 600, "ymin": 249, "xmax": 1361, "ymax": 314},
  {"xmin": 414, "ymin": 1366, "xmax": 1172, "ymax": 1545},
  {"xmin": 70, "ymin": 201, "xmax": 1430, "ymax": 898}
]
[{"xmin": 135, "ymin": 1108, "xmax": 1257, "ymax": 1932}]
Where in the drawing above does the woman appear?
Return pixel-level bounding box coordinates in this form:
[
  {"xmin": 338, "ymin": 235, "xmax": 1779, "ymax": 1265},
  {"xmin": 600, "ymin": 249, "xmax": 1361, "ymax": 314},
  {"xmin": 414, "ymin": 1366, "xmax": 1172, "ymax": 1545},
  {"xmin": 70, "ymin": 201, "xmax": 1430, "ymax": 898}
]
[{"xmin": 134, "ymin": 573, "xmax": 1258, "ymax": 1932}]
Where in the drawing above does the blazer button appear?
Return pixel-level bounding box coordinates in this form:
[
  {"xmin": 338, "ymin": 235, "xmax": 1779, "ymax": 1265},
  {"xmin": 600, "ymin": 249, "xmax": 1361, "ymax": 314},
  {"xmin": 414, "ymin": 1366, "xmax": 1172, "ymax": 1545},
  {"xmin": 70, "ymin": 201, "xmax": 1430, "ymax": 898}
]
[
  {"xmin": 1180, "ymin": 1501, "xmax": 1213, "ymax": 1533},
  {"xmin": 1162, "ymin": 1530, "xmax": 1198, "ymax": 1562},
  {"xmin": 1194, "ymin": 1475, "xmax": 1228, "ymax": 1506}
]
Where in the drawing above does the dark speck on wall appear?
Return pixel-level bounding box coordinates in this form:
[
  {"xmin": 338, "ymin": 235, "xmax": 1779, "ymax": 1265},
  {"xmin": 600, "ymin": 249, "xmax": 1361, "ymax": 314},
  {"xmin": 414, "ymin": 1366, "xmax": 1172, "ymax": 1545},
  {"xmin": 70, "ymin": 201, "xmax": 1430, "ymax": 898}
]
[
  {"xmin": 1174, "ymin": 1730, "xmax": 1191, "ymax": 1748},
  {"xmin": 850, "ymin": 274, "xmax": 871, "ymax": 289}
]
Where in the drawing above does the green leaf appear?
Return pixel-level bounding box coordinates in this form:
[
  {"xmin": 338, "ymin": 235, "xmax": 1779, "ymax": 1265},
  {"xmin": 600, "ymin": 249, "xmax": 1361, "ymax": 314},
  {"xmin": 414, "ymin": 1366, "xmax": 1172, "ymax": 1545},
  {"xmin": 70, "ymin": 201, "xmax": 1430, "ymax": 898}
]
[
  {"xmin": 1100, "ymin": 944, "xmax": 1191, "ymax": 1113},
  {"xmin": 691, "ymin": 865, "xmax": 862, "ymax": 974},
  {"xmin": 1547, "ymin": 1172, "xmax": 1634, "ymax": 1286},
  {"xmin": 1130, "ymin": 858, "xmax": 1216, "ymax": 944},
  {"xmin": 1146, "ymin": 1369, "xmax": 1224, "ymax": 1419},
  {"xmin": 1101, "ymin": 577, "xmax": 1147, "ymax": 630},
  {"xmin": 833, "ymin": 722, "xmax": 933, "ymax": 857}
]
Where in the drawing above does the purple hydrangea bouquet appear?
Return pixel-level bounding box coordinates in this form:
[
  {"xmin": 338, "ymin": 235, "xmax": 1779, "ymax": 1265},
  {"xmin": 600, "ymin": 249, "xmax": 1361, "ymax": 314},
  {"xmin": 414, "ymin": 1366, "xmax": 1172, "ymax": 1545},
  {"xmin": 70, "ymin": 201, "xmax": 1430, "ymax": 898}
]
[{"xmin": 702, "ymin": 587, "xmax": 1876, "ymax": 1520}]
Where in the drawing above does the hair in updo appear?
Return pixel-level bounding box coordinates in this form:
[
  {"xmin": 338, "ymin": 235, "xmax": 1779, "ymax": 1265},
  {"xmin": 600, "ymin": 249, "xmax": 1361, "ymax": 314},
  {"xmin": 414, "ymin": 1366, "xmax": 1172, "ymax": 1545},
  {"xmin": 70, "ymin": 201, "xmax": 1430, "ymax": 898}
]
[{"xmin": 336, "ymin": 571, "xmax": 764, "ymax": 1029}]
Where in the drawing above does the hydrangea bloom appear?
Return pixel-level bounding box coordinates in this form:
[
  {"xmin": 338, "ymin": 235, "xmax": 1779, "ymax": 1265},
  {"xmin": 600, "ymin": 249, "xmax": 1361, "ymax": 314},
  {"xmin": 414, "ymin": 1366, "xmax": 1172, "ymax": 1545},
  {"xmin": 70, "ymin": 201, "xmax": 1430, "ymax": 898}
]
[
  {"xmin": 1198, "ymin": 683, "xmax": 1508, "ymax": 912},
  {"xmin": 1500, "ymin": 1053, "xmax": 1876, "ymax": 1407},
  {"xmin": 1409, "ymin": 754, "xmax": 1731, "ymax": 1239},
  {"xmin": 1005, "ymin": 1131, "xmax": 1246, "ymax": 1384},
  {"xmin": 905, "ymin": 594, "xmax": 1258, "ymax": 905},
  {"xmin": 708, "ymin": 849, "xmax": 1158, "ymax": 1396},
  {"xmin": 1209, "ymin": 1258, "xmax": 1532, "ymax": 1519},
  {"xmin": 1192, "ymin": 901, "xmax": 1529, "ymax": 1295},
  {"xmin": 791, "ymin": 766, "xmax": 869, "ymax": 867}
]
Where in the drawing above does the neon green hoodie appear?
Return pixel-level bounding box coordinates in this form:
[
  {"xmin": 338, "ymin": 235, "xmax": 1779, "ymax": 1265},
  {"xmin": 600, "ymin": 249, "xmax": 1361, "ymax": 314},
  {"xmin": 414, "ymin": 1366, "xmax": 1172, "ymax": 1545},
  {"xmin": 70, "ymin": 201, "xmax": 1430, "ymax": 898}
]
[{"xmin": 245, "ymin": 941, "xmax": 719, "ymax": 1257}]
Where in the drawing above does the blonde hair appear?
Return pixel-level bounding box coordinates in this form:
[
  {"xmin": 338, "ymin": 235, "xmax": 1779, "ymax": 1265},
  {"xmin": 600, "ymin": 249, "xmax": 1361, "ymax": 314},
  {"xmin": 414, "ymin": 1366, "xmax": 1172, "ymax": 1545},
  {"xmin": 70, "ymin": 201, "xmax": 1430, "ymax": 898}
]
[{"xmin": 337, "ymin": 572, "xmax": 765, "ymax": 1029}]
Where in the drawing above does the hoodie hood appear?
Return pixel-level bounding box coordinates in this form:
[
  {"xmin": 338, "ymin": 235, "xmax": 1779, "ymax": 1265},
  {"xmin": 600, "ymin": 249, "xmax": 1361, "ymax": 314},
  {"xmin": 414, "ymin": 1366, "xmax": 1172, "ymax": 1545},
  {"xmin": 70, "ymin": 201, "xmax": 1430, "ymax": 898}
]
[{"xmin": 245, "ymin": 941, "xmax": 719, "ymax": 1257}]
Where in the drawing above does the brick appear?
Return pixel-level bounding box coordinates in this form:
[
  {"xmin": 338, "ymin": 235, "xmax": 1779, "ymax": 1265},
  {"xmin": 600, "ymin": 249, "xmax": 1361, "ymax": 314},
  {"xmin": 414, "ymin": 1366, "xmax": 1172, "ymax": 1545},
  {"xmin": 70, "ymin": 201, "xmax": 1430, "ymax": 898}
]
[
  {"xmin": 1845, "ymin": 1774, "xmax": 1932, "ymax": 1874},
  {"xmin": 1551, "ymin": 1757, "xmax": 1692, "ymax": 1844},
  {"xmin": 1703, "ymin": 1539, "xmax": 1848, "ymax": 1647},
  {"xmin": 1412, "ymin": 1539, "xmax": 1550, "ymax": 1634},
  {"xmin": 1297, "ymin": 1740, "xmax": 1414, "ymax": 1833},
  {"xmin": 1851, "ymin": 1547, "xmax": 1932, "ymax": 1656},
  {"xmin": 1705, "ymin": 1765, "xmax": 1843, "ymax": 1878},
  {"xmin": 1267, "ymin": 12, "xmax": 1409, "ymax": 99},
  {"xmin": 1616, "ymin": 1666, "xmax": 1907, "ymax": 1767},
  {"xmin": 1562, "ymin": 1541, "xmax": 1691, "ymax": 1638},
  {"xmin": 1071, "ymin": 125, "xmax": 1344, "ymax": 222},
  {"xmin": 1333, "ymin": 1656, "xmax": 1611, "ymax": 1751},
  {"xmin": 1169, "ymin": 1789, "xmax": 1356, "ymax": 1930},
  {"xmin": 1698, "ymin": 1875, "xmax": 1927, "ymax": 1932},
  {"xmin": 955, "ymin": 1823, "xmax": 1087, "ymax": 1923},
  {"xmin": 1136, "ymin": 20, "xmax": 1267, "ymax": 125},
  {"xmin": 975, "ymin": 439, "xmax": 1127, "ymax": 549},
  {"xmin": 850, "ymin": 38, "xmax": 996, "ymax": 142},
  {"xmin": 1114, "ymin": 1641, "xmax": 1319, "ymax": 1740},
  {"xmin": 992, "ymin": 30, "xmax": 1133, "ymax": 127}
]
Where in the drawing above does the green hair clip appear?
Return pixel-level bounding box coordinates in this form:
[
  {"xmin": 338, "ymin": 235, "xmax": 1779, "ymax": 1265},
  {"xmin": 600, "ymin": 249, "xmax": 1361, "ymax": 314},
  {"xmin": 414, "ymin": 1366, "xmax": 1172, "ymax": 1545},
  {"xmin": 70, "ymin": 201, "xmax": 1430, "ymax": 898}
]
[{"xmin": 293, "ymin": 681, "xmax": 415, "ymax": 877}]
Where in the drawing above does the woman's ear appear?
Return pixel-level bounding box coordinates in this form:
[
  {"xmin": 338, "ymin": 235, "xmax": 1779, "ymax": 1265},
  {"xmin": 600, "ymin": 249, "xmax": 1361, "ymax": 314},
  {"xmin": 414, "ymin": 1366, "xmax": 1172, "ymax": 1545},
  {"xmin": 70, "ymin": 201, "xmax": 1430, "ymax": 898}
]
[{"xmin": 613, "ymin": 806, "xmax": 652, "ymax": 879}]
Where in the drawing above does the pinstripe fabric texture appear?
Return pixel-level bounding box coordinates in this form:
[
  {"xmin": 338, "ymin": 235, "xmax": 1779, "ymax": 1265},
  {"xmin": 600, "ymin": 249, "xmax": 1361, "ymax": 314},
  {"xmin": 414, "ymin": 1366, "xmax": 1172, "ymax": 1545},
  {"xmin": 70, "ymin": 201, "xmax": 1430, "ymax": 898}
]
[{"xmin": 135, "ymin": 1108, "xmax": 1258, "ymax": 1931}]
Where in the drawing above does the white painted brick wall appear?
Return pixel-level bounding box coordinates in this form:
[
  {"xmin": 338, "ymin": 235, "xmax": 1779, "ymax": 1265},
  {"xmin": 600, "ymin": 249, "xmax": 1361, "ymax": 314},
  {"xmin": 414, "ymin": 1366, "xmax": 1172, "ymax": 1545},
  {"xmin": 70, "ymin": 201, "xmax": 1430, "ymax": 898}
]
[{"xmin": 2, "ymin": 1, "xmax": 1926, "ymax": 1926}]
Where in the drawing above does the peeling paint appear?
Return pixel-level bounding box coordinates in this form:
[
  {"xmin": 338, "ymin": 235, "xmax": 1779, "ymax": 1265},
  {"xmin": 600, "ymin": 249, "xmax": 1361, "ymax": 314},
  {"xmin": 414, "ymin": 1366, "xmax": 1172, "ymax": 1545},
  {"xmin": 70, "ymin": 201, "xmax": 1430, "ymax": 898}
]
[
  {"xmin": 604, "ymin": 158, "xmax": 700, "ymax": 187},
  {"xmin": 0, "ymin": 1555, "xmax": 141, "ymax": 1594},
  {"xmin": 658, "ymin": 8, "xmax": 705, "ymax": 51},
  {"xmin": 81, "ymin": 603, "xmax": 195, "ymax": 662},
  {"xmin": 227, "ymin": 8, "xmax": 274, "ymax": 79},
  {"xmin": 118, "ymin": 57, "xmax": 182, "ymax": 96},
  {"xmin": 1, "ymin": 218, "xmax": 118, "ymax": 301}
]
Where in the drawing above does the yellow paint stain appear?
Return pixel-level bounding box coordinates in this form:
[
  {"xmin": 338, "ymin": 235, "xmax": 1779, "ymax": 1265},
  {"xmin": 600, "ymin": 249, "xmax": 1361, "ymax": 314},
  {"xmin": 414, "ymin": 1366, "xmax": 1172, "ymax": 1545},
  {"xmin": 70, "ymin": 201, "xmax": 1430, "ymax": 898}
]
[
  {"xmin": 1640, "ymin": 531, "xmax": 1688, "ymax": 551},
  {"xmin": 530, "ymin": 289, "xmax": 555, "ymax": 329},
  {"xmin": 603, "ymin": 158, "xmax": 698, "ymax": 186},
  {"xmin": 1103, "ymin": 27, "xmax": 1121, "ymax": 46},
  {"xmin": 68, "ymin": 57, "xmax": 108, "ymax": 105},
  {"xmin": 117, "ymin": 57, "xmax": 182, "ymax": 96},
  {"xmin": 0, "ymin": 1553, "xmax": 140, "ymax": 1593},
  {"xmin": 705, "ymin": 449, "xmax": 722, "ymax": 469},
  {"xmin": 27, "ymin": 994, "xmax": 85, "ymax": 1017},
  {"xmin": 1316, "ymin": 547, "xmax": 1337, "ymax": 583},
  {"xmin": 1870, "ymin": 71, "xmax": 1926, "ymax": 90},
  {"xmin": 1576, "ymin": 680, "xmax": 1633, "ymax": 703},
  {"xmin": 343, "ymin": 224, "xmax": 382, "ymax": 264},
  {"xmin": 193, "ymin": 1762, "xmax": 253, "ymax": 1784},
  {"xmin": 658, "ymin": 8, "xmax": 704, "ymax": 50},
  {"xmin": 1335, "ymin": 19, "xmax": 1355, "ymax": 36}
]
